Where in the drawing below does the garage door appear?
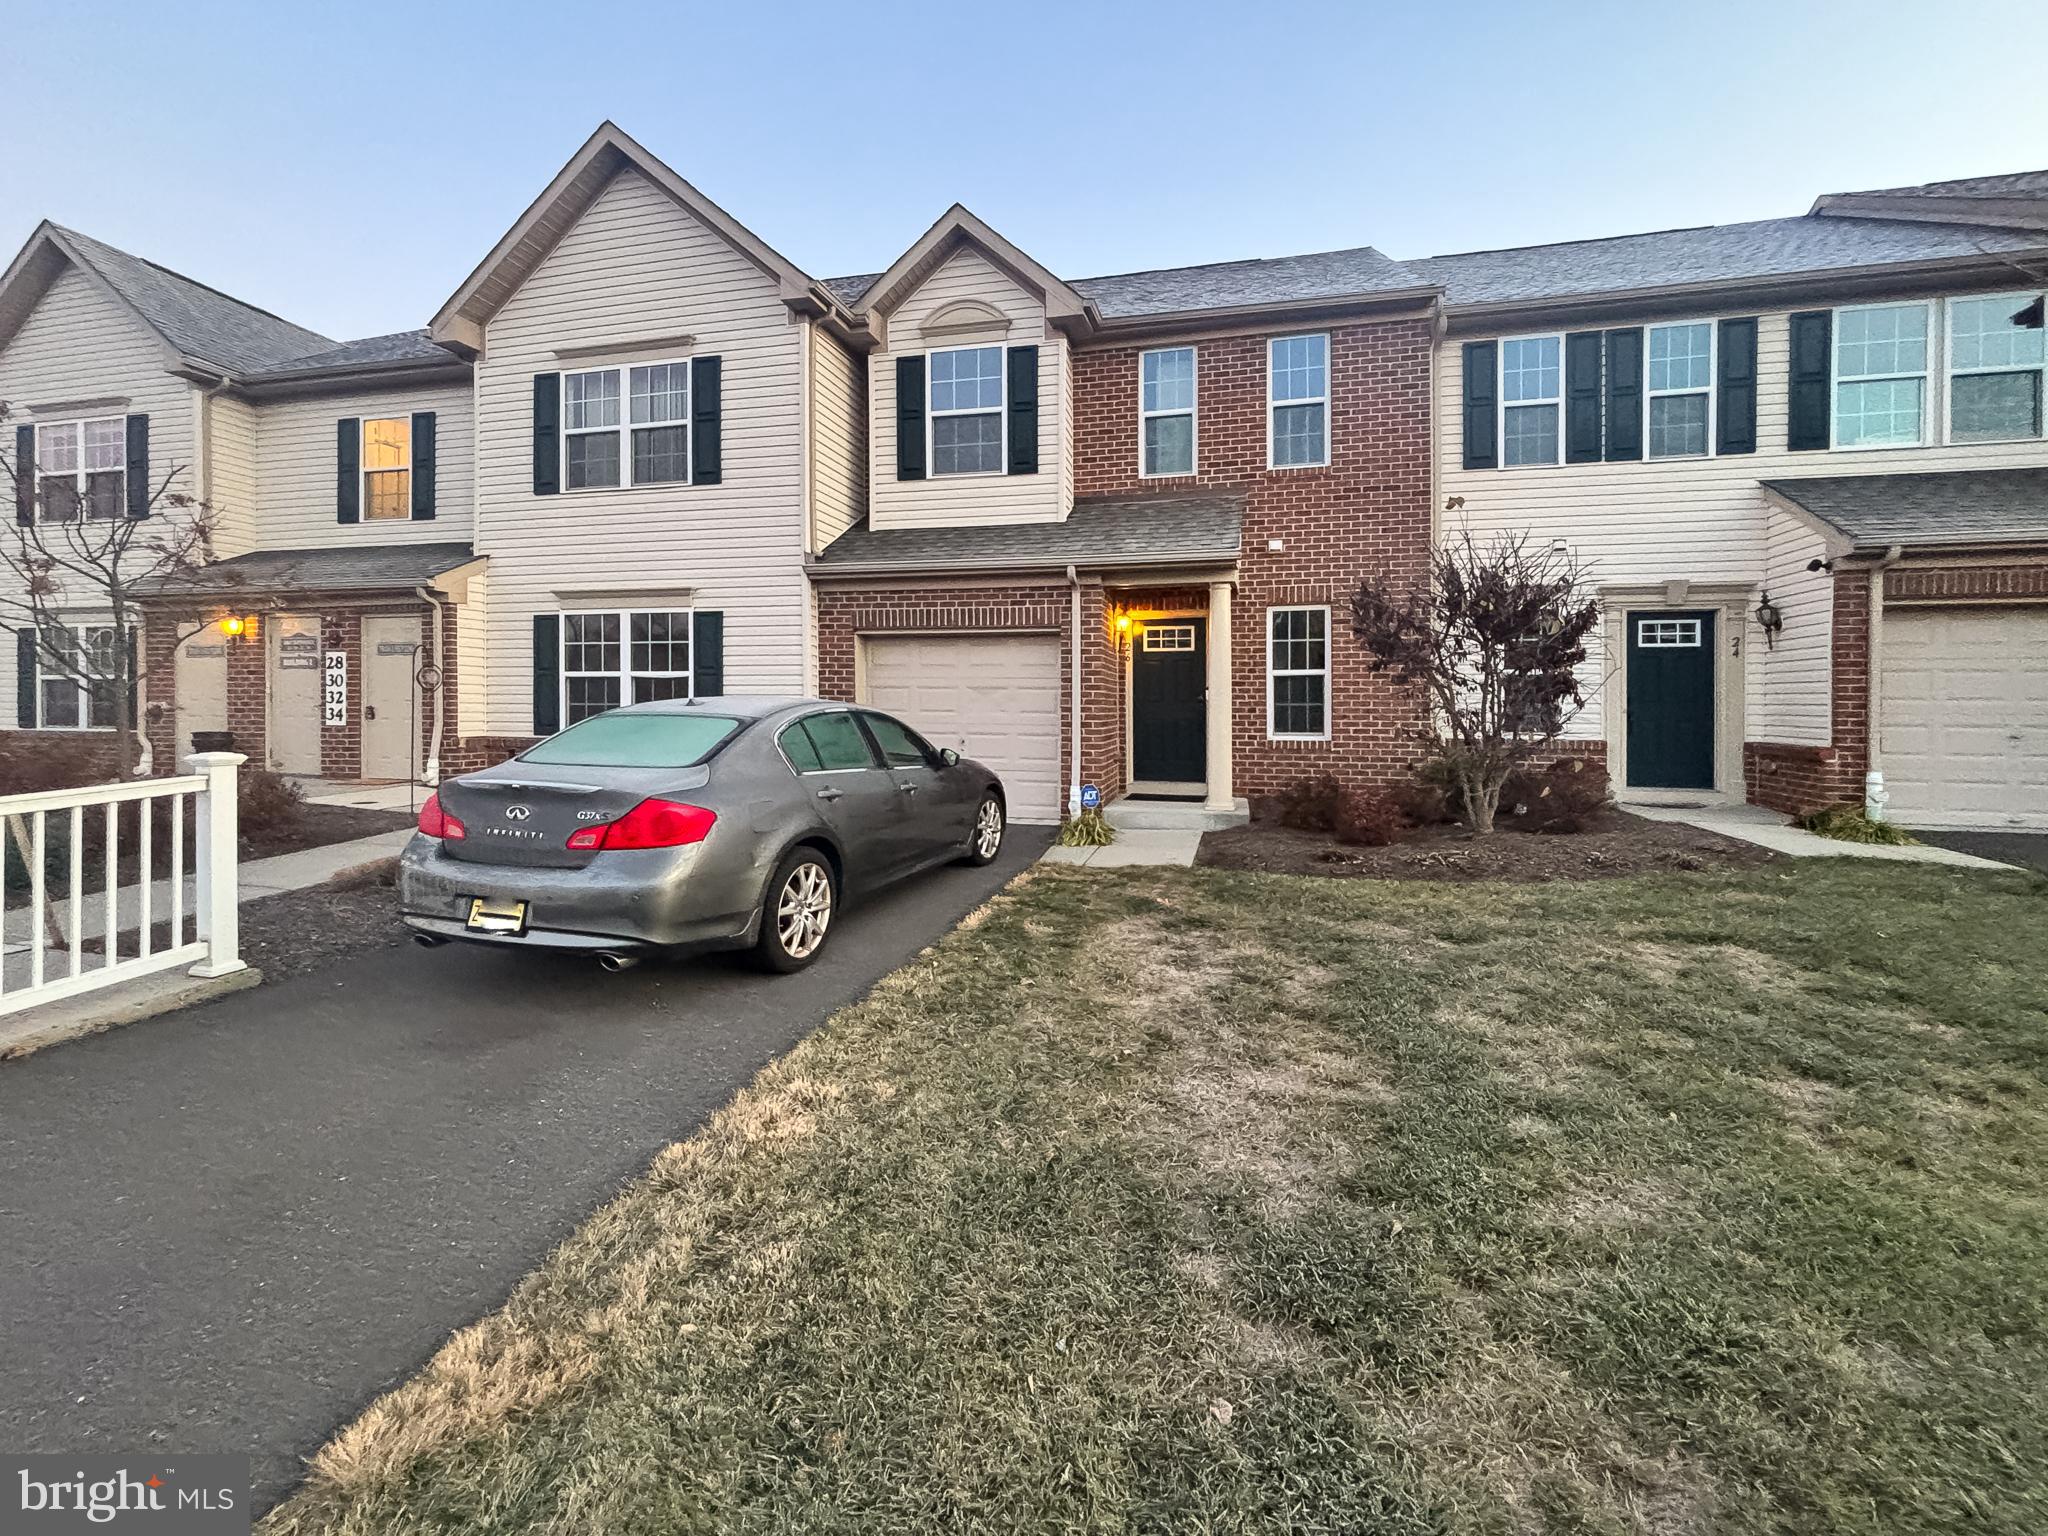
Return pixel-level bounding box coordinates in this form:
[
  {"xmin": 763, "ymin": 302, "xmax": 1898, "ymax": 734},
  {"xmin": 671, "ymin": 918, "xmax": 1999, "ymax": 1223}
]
[
  {"xmin": 861, "ymin": 634, "xmax": 1063, "ymax": 823},
  {"xmin": 1882, "ymin": 607, "xmax": 2048, "ymax": 829}
]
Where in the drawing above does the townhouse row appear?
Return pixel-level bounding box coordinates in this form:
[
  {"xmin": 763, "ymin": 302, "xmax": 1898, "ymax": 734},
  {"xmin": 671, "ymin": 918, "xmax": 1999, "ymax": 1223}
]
[{"xmin": 2, "ymin": 127, "xmax": 2044, "ymax": 828}]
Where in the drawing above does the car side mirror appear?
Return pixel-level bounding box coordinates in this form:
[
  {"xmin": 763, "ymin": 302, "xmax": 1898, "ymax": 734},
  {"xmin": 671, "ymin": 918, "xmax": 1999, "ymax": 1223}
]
[{"xmin": 939, "ymin": 747, "xmax": 961, "ymax": 768}]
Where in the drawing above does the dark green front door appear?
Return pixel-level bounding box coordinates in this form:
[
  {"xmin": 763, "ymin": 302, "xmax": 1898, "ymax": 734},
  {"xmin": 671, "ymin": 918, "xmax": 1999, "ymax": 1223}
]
[
  {"xmin": 1626, "ymin": 610, "xmax": 1716, "ymax": 789},
  {"xmin": 1132, "ymin": 618, "xmax": 1206, "ymax": 783}
]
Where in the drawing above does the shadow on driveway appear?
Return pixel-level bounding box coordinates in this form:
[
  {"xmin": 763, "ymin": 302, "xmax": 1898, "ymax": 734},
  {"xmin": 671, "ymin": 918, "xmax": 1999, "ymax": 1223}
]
[{"xmin": 0, "ymin": 826, "xmax": 1050, "ymax": 1511}]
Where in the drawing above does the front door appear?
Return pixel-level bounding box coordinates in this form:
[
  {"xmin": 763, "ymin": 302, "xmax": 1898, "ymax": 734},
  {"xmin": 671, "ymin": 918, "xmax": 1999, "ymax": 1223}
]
[
  {"xmin": 172, "ymin": 621, "xmax": 229, "ymax": 763},
  {"xmin": 362, "ymin": 614, "xmax": 420, "ymax": 781},
  {"xmin": 1132, "ymin": 618, "xmax": 1206, "ymax": 785},
  {"xmin": 1626, "ymin": 610, "xmax": 1716, "ymax": 790},
  {"xmin": 269, "ymin": 613, "xmax": 323, "ymax": 774}
]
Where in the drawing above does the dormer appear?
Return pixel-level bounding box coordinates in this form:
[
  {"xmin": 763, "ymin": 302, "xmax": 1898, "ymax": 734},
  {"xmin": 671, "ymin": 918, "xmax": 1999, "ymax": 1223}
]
[{"xmin": 855, "ymin": 207, "xmax": 1098, "ymax": 528}]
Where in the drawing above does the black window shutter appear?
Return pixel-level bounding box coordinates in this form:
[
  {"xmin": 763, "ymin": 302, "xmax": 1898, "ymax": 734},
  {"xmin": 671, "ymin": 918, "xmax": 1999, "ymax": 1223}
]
[
  {"xmin": 1717, "ymin": 318, "xmax": 1759, "ymax": 455},
  {"xmin": 411, "ymin": 411, "xmax": 437, "ymax": 518},
  {"xmin": 532, "ymin": 614, "xmax": 560, "ymax": 735},
  {"xmin": 124, "ymin": 414, "xmax": 150, "ymax": 517},
  {"xmin": 691, "ymin": 356, "xmax": 722, "ymax": 485},
  {"xmin": 16, "ymin": 628, "xmax": 36, "ymax": 727},
  {"xmin": 692, "ymin": 610, "xmax": 724, "ymax": 697},
  {"xmin": 1787, "ymin": 310, "xmax": 1832, "ymax": 451},
  {"xmin": 1564, "ymin": 332, "xmax": 1603, "ymax": 463},
  {"xmin": 1006, "ymin": 345, "xmax": 1039, "ymax": 474},
  {"xmin": 14, "ymin": 424, "xmax": 32, "ymax": 526},
  {"xmin": 336, "ymin": 418, "xmax": 360, "ymax": 524},
  {"xmin": 896, "ymin": 355, "xmax": 926, "ymax": 480},
  {"xmin": 532, "ymin": 374, "xmax": 561, "ymax": 495},
  {"xmin": 1460, "ymin": 341, "xmax": 1496, "ymax": 469},
  {"xmin": 1603, "ymin": 328, "xmax": 1644, "ymax": 461}
]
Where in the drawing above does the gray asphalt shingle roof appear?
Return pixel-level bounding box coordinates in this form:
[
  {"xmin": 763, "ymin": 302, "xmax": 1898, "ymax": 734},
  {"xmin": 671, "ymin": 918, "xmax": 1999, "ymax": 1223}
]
[
  {"xmin": 150, "ymin": 542, "xmax": 480, "ymax": 594},
  {"xmin": 1763, "ymin": 468, "xmax": 2048, "ymax": 550},
  {"xmin": 1831, "ymin": 170, "xmax": 2048, "ymax": 201},
  {"xmin": 813, "ymin": 494, "xmax": 1242, "ymax": 572},
  {"xmin": 240, "ymin": 329, "xmax": 456, "ymax": 379},
  {"xmin": 56, "ymin": 226, "xmax": 335, "ymax": 373}
]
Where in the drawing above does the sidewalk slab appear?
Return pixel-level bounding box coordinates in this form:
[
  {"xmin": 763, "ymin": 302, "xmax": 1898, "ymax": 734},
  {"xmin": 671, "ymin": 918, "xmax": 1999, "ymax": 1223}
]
[
  {"xmin": 1038, "ymin": 829, "xmax": 1201, "ymax": 868},
  {"xmin": 1629, "ymin": 803, "xmax": 2015, "ymax": 869}
]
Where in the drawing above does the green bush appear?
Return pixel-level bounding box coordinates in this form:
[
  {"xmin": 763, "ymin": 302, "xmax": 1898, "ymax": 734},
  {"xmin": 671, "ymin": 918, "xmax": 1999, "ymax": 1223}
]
[
  {"xmin": 1055, "ymin": 809, "xmax": 1116, "ymax": 847},
  {"xmin": 1800, "ymin": 805, "xmax": 1918, "ymax": 846}
]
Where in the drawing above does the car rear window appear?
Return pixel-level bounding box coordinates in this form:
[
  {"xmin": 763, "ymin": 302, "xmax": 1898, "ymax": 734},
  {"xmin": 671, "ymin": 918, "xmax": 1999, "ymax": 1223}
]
[{"xmin": 520, "ymin": 712, "xmax": 743, "ymax": 767}]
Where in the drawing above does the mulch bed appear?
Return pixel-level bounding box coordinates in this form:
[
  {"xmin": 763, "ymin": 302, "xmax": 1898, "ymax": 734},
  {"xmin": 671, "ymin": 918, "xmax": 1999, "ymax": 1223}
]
[
  {"xmin": 1197, "ymin": 807, "xmax": 1777, "ymax": 882},
  {"xmin": 242, "ymin": 804, "xmax": 412, "ymax": 863}
]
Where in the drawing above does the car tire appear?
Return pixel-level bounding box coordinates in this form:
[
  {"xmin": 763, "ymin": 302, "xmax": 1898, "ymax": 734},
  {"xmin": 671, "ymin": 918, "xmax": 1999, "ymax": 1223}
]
[
  {"xmin": 753, "ymin": 847, "xmax": 837, "ymax": 973},
  {"xmin": 960, "ymin": 792, "xmax": 1005, "ymax": 866}
]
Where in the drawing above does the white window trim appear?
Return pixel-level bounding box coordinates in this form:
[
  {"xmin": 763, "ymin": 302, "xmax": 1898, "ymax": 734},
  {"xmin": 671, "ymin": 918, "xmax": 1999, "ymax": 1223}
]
[
  {"xmin": 557, "ymin": 606, "xmax": 696, "ymax": 725},
  {"xmin": 1138, "ymin": 345, "xmax": 1198, "ymax": 478},
  {"xmin": 1645, "ymin": 319, "xmax": 1717, "ymax": 460},
  {"xmin": 35, "ymin": 621, "xmax": 116, "ymax": 731},
  {"xmin": 359, "ymin": 416, "xmax": 412, "ymax": 521},
  {"xmin": 1267, "ymin": 334, "xmax": 1331, "ymax": 470},
  {"xmin": 1496, "ymin": 333, "xmax": 1565, "ymax": 468},
  {"xmin": 1830, "ymin": 300, "xmax": 1933, "ymax": 452},
  {"xmin": 1265, "ymin": 604, "xmax": 1332, "ymax": 742},
  {"xmin": 925, "ymin": 344, "xmax": 1008, "ymax": 479},
  {"xmin": 1941, "ymin": 291, "xmax": 2048, "ymax": 447},
  {"xmin": 557, "ymin": 360, "xmax": 694, "ymax": 493},
  {"xmin": 33, "ymin": 416, "xmax": 126, "ymax": 523}
]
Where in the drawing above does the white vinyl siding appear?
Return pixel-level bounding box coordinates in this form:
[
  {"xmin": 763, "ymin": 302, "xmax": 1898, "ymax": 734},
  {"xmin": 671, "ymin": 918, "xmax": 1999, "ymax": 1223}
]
[
  {"xmin": 868, "ymin": 245, "xmax": 1069, "ymax": 529},
  {"xmin": 251, "ymin": 382, "xmax": 472, "ymax": 548},
  {"xmin": 808, "ymin": 326, "xmax": 865, "ymax": 553},
  {"xmin": 472, "ymin": 167, "xmax": 808, "ymax": 733},
  {"xmin": 205, "ymin": 392, "xmax": 262, "ymax": 555}
]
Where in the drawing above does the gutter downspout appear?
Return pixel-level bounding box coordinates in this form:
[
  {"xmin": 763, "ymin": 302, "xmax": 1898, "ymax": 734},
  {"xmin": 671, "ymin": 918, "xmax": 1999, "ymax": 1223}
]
[
  {"xmin": 1863, "ymin": 544, "xmax": 1904, "ymax": 821},
  {"xmin": 1067, "ymin": 563, "xmax": 1082, "ymax": 816},
  {"xmin": 414, "ymin": 585, "xmax": 448, "ymax": 786}
]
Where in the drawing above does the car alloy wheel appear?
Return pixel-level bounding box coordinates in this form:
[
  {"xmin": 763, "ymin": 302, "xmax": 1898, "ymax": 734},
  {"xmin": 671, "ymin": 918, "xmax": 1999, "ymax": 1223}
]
[
  {"xmin": 974, "ymin": 798, "xmax": 1004, "ymax": 860},
  {"xmin": 776, "ymin": 860, "xmax": 833, "ymax": 960}
]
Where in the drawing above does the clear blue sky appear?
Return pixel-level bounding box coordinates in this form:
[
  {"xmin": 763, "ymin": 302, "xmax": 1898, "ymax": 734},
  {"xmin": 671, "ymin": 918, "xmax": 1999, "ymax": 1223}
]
[{"xmin": 5, "ymin": 0, "xmax": 2046, "ymax": 344}]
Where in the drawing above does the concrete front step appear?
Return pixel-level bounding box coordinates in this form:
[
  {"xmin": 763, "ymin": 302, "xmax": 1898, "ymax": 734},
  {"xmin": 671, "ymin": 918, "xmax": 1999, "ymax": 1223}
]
[{"xmin": 1103, "ymin": 797, "xmax": 1249, "ymax": 832}]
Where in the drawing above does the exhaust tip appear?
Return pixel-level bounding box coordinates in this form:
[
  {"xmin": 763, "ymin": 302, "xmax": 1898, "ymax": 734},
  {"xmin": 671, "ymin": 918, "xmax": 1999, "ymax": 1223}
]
[
  {"xmin": 412, "ymin": 932, "xmax": 450, "ymax": 948},
  {"xmin": 596, "ymin": 951, "xmax": 641, "ymax": 972}
]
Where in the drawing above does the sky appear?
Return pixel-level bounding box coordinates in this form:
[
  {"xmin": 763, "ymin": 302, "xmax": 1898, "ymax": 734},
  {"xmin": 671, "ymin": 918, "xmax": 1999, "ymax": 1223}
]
[{"xmin": 4, "ymin": 0, "xmax": 2046, "ymax": 344}]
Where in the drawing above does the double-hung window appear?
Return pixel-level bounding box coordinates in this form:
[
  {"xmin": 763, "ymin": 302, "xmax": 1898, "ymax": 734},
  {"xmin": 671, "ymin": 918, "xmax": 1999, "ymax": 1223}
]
[
  {"xmin": 35, "ymin": 417, "xmax": 125, "ymax": 522},
  {"xmin": 1834, "ymin": 302, "xmax": 1929, "ymax": 448},
  {"xmin": 1140, "ymin": 346, "xmax": 1197, "ymax": 476},
  {"xmin": 562, "ymin": 362, "xmax": 690, "ymax": 490},
  {"xmin": 361, "ymin": 417, "xmax": 412, "ymax": 518},
  {"xmin": 1646, "ymin": 322, "xmax": 1713, "ymax": 457},
  {"xmin": 1267, "ymin": 606, "xmax": 1330, "ymax": 740},
  {"xmin": 1269, "ymin": 334, "xmax": 1329, "ymax": 467},
  {"xmin": 1499, "ymin": 336, "xmax": 1562, "ymax": 466},
  {"xmin": 36, "ymin": 623, "xmax": 117, "ymax": 729},
  {"xmin": 929, "ymin": 346, "xmax": 1004, "ymax": 475},
  {"xmin": 559, "ymin": 608, "xmax": 693, "ymax": 725},
  {"xmin": 1947, "ymin": 291, "xmax": 2046, "ymax": 443}
]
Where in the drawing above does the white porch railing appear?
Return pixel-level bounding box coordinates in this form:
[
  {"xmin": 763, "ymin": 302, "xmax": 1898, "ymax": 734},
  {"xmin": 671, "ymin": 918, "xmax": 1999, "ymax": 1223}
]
[{"xmin": 0, "ymin": 751, "xmax": 245, "ymax": 1017}]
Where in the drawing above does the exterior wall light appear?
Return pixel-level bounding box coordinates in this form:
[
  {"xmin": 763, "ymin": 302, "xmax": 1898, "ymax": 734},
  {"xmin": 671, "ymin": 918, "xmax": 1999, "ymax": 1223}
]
[
  {"xmin": 220, "ymin": 615, "xmax": 246, "ymax": 637},
  {"xmin": 1754, "ymin": 593, "xmax": 1784, "ymax": 650}
]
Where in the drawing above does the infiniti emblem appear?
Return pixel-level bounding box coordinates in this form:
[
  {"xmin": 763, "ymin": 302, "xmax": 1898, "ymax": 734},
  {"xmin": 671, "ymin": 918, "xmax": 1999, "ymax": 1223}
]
[{"xmin": 504, "ymin": 804, "xmax": 532, "ymax": 821}]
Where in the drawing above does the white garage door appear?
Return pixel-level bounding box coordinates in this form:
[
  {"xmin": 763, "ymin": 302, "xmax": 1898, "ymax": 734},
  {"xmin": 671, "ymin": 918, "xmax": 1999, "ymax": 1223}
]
[
  {"xmin": 1882, "ymin": 607, "xmax": 2048, "ymax": 829},
  {"xmin": 861, "ymin": 634, "xmax": 1063, "ymax": 823}
]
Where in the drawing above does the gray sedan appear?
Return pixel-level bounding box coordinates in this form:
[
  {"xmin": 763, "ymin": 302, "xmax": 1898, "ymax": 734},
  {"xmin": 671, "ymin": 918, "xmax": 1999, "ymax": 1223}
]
[{"xmin": 398, "ymin": 697, "xmax": 1007, "ymax": 972}]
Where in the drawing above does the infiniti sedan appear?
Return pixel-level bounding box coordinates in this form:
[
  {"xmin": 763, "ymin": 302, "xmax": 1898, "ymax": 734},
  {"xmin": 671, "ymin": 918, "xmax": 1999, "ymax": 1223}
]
[{"xmin": 398, "ymin": 697, "xmax": 1007, "ymax": 972}]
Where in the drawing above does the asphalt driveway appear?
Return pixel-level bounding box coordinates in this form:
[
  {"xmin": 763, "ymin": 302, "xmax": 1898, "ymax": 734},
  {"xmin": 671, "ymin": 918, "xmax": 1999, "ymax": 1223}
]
[
  {"xmin": 1908, "ymin": 828, "xmax": 2048, "ymax": 874},
  {"xmin": 0, "ymin": 827, "xmax": 1048, "ymax": 1512}
]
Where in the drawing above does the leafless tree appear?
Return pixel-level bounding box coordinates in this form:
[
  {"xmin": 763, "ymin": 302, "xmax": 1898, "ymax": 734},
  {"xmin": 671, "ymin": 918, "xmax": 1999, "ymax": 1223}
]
[{"xmin": 1350, "ymin": 526, "xmax": 1601, "ymax": 835}]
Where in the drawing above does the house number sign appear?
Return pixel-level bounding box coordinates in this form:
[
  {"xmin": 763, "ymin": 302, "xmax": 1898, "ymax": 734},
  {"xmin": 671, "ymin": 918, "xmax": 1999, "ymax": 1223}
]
[{"xmin": 322, "ymin": 650, "xmax": 348, "ymax": 728}]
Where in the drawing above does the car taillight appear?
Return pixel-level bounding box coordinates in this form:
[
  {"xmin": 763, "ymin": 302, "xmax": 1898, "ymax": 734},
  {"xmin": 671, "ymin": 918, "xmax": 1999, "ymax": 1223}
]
[
  {"xmin": 565, "ymin": 798, "xmax": 717, "ymax": 852},
  {"xmin": 418, "ymin": 791, "xmax": 465, "ymax": 841}
]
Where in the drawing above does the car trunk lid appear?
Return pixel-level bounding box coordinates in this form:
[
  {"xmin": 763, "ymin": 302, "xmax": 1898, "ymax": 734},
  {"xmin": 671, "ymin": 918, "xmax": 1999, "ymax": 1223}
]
[{"xmin": 434, "ymin": 765, "xmax": 712, "ymax": 868}]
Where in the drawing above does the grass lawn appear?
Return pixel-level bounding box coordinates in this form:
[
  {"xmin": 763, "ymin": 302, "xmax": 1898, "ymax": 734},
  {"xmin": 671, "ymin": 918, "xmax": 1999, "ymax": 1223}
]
[{"xmin": 268, "ymin": 860, "xmax": 2048, "ymax": 1535}]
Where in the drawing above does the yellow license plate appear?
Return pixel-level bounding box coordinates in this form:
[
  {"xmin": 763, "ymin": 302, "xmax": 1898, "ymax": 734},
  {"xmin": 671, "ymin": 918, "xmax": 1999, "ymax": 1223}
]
[{"xmin": 466, "ymin": 897, "xmax": 529, "ymax": 934}]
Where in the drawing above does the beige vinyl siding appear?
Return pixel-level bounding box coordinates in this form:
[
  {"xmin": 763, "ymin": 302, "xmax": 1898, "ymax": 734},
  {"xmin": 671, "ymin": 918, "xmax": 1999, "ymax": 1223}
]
[
  {"xmin": 0, "ymin": 261, "xmax": 194, "ymax": 727},
  {"xmin": 454, "ymin": 568, "xmax": 489, "ymax": 735},
  {"xmin": 1440, "ymin": 298, "xmax": 2048, "ymax": 743},
  {"xmin": 1751, "ymin": 509, "xmax": 1835, "ymax": 746},
  {"xmin": 472, "ymin": 167, "xmax": 808, "ymax": 734},
  {"xmin": 205, "ymin": 392, "xmax": 261, "ymax": 556},
  {"xmin": 809, "ymin": 324, "xmax": 865, "ymax": 551},
  {"xmin": 252, "ymin": 383, "xmax": 474, "ymax": 548},
  {"xmin": 869, "ymin": 246, "xmax": 1070, "ymax": 529}
]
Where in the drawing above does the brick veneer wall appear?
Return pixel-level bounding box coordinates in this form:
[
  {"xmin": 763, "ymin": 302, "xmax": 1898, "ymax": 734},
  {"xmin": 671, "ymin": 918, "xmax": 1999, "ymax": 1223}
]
[
  {"xmin": 1073, "ymin": 317, "xmax": 1435, "ymax": 795},
  {"xmin": 1745, "ymin": 571, "xmax": 1871, "ymax": 815},
  {"xmin": 1886, "ymin": 558, "xmax": 2048, "ymax": 602}
]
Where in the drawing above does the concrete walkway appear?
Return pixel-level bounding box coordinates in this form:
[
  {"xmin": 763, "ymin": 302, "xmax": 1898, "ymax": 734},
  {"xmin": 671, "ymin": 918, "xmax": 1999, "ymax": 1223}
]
[
  {"xmin": 1629, "ymin": 802, "xmax": 2016, "ymax": 869},
  {"xmin": 1040, "ymin": 828, "xmax": 1202, "ymax": 867}
]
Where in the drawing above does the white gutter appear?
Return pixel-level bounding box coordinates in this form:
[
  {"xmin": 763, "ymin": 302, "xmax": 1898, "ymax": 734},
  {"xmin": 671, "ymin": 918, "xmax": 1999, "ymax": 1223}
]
[
  {"xmin": 414, "ymin": 585, "xmax": 448, "ymax": 786},
  {"xmin": 1067, "ymin": 564, "xmax": 1082, "ymax": 816},
  {"xmin": 1863, "ymin": 543, "xmax": 1905, "ymax": 820}
]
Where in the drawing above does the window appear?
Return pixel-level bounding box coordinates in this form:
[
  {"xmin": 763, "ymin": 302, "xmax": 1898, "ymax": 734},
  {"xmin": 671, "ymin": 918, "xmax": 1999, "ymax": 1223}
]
[
  {"xmin": 1267, "ymin": 606, "xmax": 1330, "ymax": 739},
  {"xmin": 561, "ymin": 361, "xmax": 691, "ymax": 490},
  {"xmin": 1636, "ymin": 618, "xmax": 1702, "ymax": 647},
  {"xmin": 34, "ymin": 417, "xmax": 124, "ymax": 522},
  {"xmin": 35, "ymin": 624, "xmax": 117, "ymax": 730},
  {"xmin": 929, "ymin": 345, "xmax": 1004, "ymax": 475},
  {"xmin": 860, "ymin": 711, "xmax": 934, "ymax": 769},
  {"xmin": 1269, "ymin": 334, "xmax": 1329, "ymax": 467},
  {"xmin": 1947, "ymin": 292, "xmax": 2046, "ymax": 443},
  {"xmin": 1834, "ymin": 303, "xmax": 1929, "ymax": 448},
  {"xmin": 1140, "ymin": 346, "xmax": 1196, "ymax": 476},
  {"xmin": 1498, "ymin": 336, "xmax": 1562, "ymax": 466},
  {"xmin": 1142, "ymin": 624, "xmax": 1196, "ymax": 652},
  {"xmin": 798, "ymin": 711, "xmax": 880, "ymax": 771},
  {"xmin": 1647, "ymin": 323, "xmax": 1713, "ymax": 458},
  {"xmin": 361, "ymin": 418, "xmax": 411, "ymax": 519},
  {"xmin": 521, "ymin": 712, "xmax": 740, "ymax": 768},
  {"xmin": 558, "ymin": 608, "xmax": 693, "ymax": 725}
]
